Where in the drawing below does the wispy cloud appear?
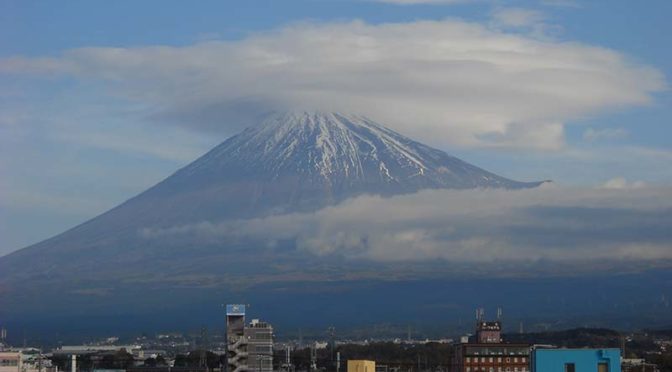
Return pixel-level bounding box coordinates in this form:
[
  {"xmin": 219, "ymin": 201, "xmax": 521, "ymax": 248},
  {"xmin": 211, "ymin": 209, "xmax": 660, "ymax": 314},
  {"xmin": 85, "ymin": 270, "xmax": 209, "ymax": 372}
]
[
  {"xmin": 601, "ymin": 177, "xmax": 646, "ymax": 190},
  {"xmin": 369, "ymin": 0, "xmax": 470, "ymax": 4},
  {"xmin": 1, "ymin": 18, "xmax": 664, "ymax": 151},
  {"xmin": 583, "ymin": 127, "xmax": 628, "ymax": 142},
  {"xmin": 141, "ymin": 185, "xmax": 672, "ymax": 266},
  {"xmin": 540, "ymin": 0, "xmax": 581, "ymax": 8},
  {"xmin": 490, "ymin": 7, "xmax": 547, "ymax": 28}
]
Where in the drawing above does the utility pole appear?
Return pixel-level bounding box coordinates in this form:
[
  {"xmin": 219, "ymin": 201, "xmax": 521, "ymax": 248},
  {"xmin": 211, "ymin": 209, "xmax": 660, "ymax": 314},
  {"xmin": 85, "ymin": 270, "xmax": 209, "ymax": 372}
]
[
  {"xmin": 336, "ymin": 352, "xmax": 340, "ymax": 372},
  {"xmin": 199, "ymin": 327, "xmax": 209, "ymax": 369},
  {"xmin": 284, "ymin": 345, "xmax": 292, "ymax": 372},
  {"xmin": 328, "ymin": 326, "xmax": 336, "ymax": 364},
  {"xmin": 310, "ymin": 343, "xmax": 317, "ymax": 372}
]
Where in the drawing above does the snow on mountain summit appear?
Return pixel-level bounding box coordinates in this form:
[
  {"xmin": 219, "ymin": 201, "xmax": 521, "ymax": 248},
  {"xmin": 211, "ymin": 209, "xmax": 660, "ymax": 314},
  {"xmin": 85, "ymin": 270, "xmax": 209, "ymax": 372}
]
[{"xmin": 175, "ymin": 111, "xmax": 542, "ymax": 197}]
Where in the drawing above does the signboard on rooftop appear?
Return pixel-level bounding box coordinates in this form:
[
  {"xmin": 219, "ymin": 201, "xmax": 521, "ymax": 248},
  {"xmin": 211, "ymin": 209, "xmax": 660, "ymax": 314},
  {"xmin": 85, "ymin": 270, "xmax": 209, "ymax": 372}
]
[{"xmin": 226, "ymin": 304, "xmax": 246, "ymax": 315}]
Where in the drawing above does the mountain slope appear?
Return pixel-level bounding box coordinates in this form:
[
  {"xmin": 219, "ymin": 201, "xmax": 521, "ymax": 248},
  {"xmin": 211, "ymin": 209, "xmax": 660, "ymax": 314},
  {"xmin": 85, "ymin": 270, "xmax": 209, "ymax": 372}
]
[
  {"xmin": 0, "ymin": 112, "xmax": 544, "ymax": 283},
  {"xmin": 151, "ymin": 111, "xmax": 542, "ymax": 216}
]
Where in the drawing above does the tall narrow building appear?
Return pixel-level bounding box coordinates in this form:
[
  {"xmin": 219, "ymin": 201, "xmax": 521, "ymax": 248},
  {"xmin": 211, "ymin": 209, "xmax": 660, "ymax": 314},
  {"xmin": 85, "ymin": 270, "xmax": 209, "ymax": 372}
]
[
  {"xmin": 245, "ymin": 319, "xmax": 274, "ymax": 372},
  {"xmin": 226, "ymin": 304, "xmax": 247, "ymax": 372},
  {"xmin": 226, "ymin": 305, "xmax": 274, "ymax": 372}
]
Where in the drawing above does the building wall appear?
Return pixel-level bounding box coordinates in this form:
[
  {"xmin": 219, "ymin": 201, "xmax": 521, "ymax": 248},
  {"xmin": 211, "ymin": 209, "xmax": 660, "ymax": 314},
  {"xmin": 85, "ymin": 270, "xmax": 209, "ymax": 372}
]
[
  {"xmin": 226, "ymin": 305, "xmax": 247, "ymax": 372},
  {"xmin": 244, "ymin": 322, "xmax": 273, "ymax": 372},
  {"xmin": 451, "ymin": 344, "xmax": 530, "ymax": 372},
  {"xmin": 531, "ymin": 349, "xmax": 620, "ymax": 372},
  {"xmin": 0, "ymin": 352, "xmax": 21, "ymax": 372},
  {"xmin": 347, "ymin": 360, "xmax": 376, "ymax": 372}
]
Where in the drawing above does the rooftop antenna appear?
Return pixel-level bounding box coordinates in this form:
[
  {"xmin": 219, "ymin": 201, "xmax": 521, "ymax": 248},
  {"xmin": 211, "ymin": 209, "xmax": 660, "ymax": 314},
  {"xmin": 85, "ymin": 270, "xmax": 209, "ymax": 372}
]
[
  {"xmin": 497, "ymin": 307, "xmax": 503, "ymax": 321},
  {"xmin": 476, "ymin": 308, "xmax": 485, "ymax": 322}
]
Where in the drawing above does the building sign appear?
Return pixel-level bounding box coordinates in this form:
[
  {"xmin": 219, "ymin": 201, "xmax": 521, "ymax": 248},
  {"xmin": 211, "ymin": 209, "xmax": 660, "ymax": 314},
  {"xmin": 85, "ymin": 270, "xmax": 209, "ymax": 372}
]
[{"xmin": 226, "ymin": 304, "xmax": 246, "ymax": 315}]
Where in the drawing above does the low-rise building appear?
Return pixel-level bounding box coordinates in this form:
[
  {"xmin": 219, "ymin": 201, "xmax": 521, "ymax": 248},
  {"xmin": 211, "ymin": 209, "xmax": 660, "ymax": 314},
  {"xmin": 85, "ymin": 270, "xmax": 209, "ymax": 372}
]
[
  {"xmin": 621, "ymin": 358, "xmax": 658, "ymax": 372},
  {"xmin": 0, "ymin": 352, "xmax": 21, "ymax": 372},
  {"xmin": 452, "ymin": 343, "xmax": 530, "ymax": 372},
  {"xmin": 348, "ymin": 360, "xmax": 376, "ymax": 372},
  {"xmin": 530, "ymin": 348, "xmax": 620, "ymax": 372},
  {"xmin": 451, "ymin": 312, "xmax": 530, "ymax": 372}
]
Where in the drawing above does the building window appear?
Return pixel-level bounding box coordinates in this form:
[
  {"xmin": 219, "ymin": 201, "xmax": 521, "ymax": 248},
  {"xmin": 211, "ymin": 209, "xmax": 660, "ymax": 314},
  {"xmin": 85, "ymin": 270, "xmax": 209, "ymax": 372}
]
[
  {"xmin": 1, "ymin": 360, "xmax": 19, "ymax": 367},
  {"xmin": 564, "ymin": 363, "xmax": 575, "ymax": 372}
]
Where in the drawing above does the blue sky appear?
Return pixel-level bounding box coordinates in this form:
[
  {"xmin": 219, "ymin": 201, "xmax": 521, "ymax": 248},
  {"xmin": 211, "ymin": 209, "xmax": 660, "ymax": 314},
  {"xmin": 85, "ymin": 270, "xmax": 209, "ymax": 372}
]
[{"xmin": 1, "ymin": 0, "xmax": 671, "ymax": 255}]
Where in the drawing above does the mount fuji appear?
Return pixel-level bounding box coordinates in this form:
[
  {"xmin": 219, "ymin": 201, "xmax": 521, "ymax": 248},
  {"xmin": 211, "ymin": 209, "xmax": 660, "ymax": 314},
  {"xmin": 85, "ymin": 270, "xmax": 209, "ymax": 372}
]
[
  {"xmin": 1, "ymin": 112, "xmax": 543, "ymax": 275},
  {"xmin": 0, "ymin": 112, "xmax": 551, "ymax": 337}
]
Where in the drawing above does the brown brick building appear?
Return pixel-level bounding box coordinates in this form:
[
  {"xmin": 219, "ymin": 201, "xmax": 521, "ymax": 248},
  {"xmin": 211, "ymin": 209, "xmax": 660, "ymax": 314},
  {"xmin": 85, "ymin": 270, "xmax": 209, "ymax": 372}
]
[
  {"xmin": 450, "ymin": 313, "xmax": 531, "ymax": 372},
  {"xmin": 451, "ymin": 343, "xmax": 531, "ymax": 372}
]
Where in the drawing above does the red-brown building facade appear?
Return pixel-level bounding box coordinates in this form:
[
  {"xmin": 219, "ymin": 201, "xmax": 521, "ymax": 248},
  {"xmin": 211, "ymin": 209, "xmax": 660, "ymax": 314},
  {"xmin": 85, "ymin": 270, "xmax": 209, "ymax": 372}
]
[{"xmin": 450, "ymin": 315, "xmax": 531, "ymax": 372}]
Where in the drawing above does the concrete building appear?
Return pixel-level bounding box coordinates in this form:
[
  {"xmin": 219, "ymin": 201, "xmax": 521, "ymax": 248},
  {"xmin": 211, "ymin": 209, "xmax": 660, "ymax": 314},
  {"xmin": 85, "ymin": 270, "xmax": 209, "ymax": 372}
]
[
  {"xmin": 244, "ymin": 320, "xmax": 273, "ymax": 372},
  {"xmin": 530, "ymin": 348, "xmax": 620, "ymax": 372},
  {"xmin": 227, "ymin": 304, "xmax": 247, "ymax": 372},
  {"xmin": 451, "ymin": 343, "xmax": 530, "ymax": 372},
  {"xmin": 451, "ymin": 313, "xmax": 530, "ymax": 372},
  {"xmin": 0, "ymin": 350, "xmax": 53, "ymax": 372},
  {"xmin": 0, "ymin": 352, "xmax": 21, "ymax": 372},
  {"xmin": 347, "ymin": 360, "xmax": 376, "ymax": 372},
  {"xmin": 621, "ymin": 358, "xmax": 658, "ymax": 372},
  {"xmin": 476, "ymin": 321, "xmax": 502, "ymax": 344},
  {"xmin": 226, "ymin": 304, "xmax": 273, "ymax": 372}
]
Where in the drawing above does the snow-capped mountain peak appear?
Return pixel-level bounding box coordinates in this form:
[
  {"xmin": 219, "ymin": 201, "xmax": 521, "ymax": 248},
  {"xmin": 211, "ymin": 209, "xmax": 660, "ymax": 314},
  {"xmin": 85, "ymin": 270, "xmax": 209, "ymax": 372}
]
[{"xmin": 177, "ymin": 111, "xmax": 542, "ymax": 199}]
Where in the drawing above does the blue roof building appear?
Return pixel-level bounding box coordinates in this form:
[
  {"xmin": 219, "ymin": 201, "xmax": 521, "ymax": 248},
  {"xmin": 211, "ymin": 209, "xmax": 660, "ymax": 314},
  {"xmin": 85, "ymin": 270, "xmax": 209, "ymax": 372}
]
[{"xmin": 531, "ymin": 348, "xmax": 620, "ymax": 372}]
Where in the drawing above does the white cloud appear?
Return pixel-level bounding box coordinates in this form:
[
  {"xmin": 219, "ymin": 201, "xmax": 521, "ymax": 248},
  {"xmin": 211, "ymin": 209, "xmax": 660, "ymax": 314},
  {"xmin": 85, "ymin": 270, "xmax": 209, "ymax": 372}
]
[
  {"xmin": 540, "ymin": 0, "xmax": 581, "ymax": 8},
  {"xmin": 490, "ymin": 8, "xmax": 547, "ymax": 28},
  {"xmin": 601, "ymin": 177, "xmax": 646, "ymax": 190},
  {"xmin": 371, "ymin": 0, "xmax": 469, "ymax": 4},
  {"xmin": 141, "ymin": 185, "xmax": 672, "ymax": 265},
  {"xmin": 583, "ymin": 127, "xmax": 628, "ymax": 142},
  {"xmin": 0, "ymin": 19, "xmax": 665, "ymax": 150}
]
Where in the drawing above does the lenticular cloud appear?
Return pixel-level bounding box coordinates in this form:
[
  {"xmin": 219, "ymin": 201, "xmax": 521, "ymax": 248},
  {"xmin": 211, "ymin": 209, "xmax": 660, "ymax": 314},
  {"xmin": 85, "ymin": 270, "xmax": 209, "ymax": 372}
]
[{"xmin": 1, "ymin": 19, "xmax": 665, "ymax": 150}]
